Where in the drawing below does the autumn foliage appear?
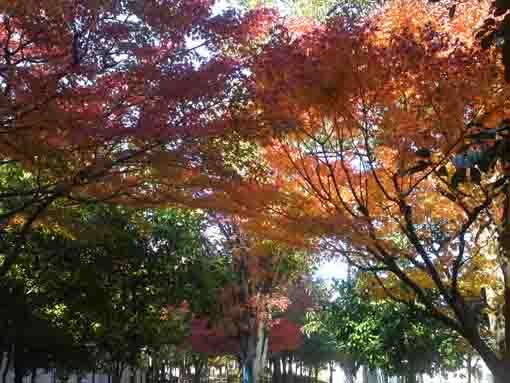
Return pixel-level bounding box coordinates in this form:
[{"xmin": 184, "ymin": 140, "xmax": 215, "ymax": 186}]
[
  {"xmin": 0, "ymin": 0, "xmax": 279, "ymax": 277},
  {"xmin": 190, "ymin": 317, "xmax": 303, "ymax": 356},
  {"xmin": 4, "ymin": 0, "xmax": 510, "ymax": 381},
  {"xmin": 230, "ymin": 0, "xmax": 510, "ymax": 381}
]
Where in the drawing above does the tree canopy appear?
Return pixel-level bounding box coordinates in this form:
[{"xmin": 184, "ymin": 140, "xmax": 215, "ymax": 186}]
[{"xmin": 2, "ymin": 0, "xmax": 510, "ymax": 382}]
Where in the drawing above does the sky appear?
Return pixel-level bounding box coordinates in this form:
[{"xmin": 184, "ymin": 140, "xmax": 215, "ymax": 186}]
[{"xmin": 316, "ymin": 258, "xmax": 349, "ymax": 282}]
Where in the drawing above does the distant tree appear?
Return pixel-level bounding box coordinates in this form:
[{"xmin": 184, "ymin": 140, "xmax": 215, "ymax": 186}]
[
  {"xmin": 188, "ymin": 216, "xmax": 308, "ymax": 383},
  {"xmin": 305, "ymin": 280, "xmax": 465, "ymax": 383},
  {"xmin": 0, "ymin": 206, "xmax": 224, "ymax": 383}
]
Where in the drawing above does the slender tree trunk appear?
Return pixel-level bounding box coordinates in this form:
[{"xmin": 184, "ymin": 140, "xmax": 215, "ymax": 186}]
[
  {"xmin": 271, "ymin": 358, "xmax": 281, "ymax": 383},
  {"xmin": 30, "ymin": 368, "xmax": 36, "ymax": 383},
  {"xmin": 340, "ymin": 360, "xmax": 357, "ymax": 383},
  {"xmin": 236, "ymin": 245, "xmax": 267, "ymax": 383},
  {"xmin": 193, "ymin": 357, "xmax": 204, "ymax": 383},
  {"xmin": 404, "ymin": 373, "xmax": 416, "ymax": 383},
  {"xmin": 2, "ymin": 347, "xmax": 11, "ymax": 383},
  {"xmin": 491, "ymin": 179, "xmax": 510, "ymax": 383},
  {"xmin": 493, "ymin": 368, "xmax": 510, "ymax": 383},
  {"xmin": 239, "ymin": 357, "xmax": 255, "ymax": 383},
  {"xmin": 112, "ymin": 363, "xmax": 125, "ymax": 383},
  {"xmin": 467, "ymin": 353, "xmax": 472, "ymax": 383},
  {"xmin": 366, "ymin": 368, "xmax": 378, "ymax": 383},
  {"xmin": 14, "ymin": 344, "xmax": 24, "ymax": 383},
  {"xmin": 287, "ymin": 357, "xmax": 293, "ymax": 383},
  {"xmin": 328, "ymin": 363, "xmax": 334, "ymax": 383},
  {"xmin": 254, "ymin": 323, "xmax": 268, "ymax": 383}
]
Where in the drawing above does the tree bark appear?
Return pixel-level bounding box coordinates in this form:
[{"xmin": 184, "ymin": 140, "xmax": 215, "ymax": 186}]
[
  {"xmin": 367, "ymin": 368, "xmax": 378, "ymax": 383},
  {"xmin": 271, "ymin": 358, "xmax": 281, "ymax": 383},
  {"xmin": 2, "ymin": 347, "xmax": 11, "ymax": 383},
  {"xmin": 112, "ymin": 363, "xmax": 124, "ymax": 383},
  {"xmin": 193, "ymin": 356, "xmax": 205, "ymax": 383},
  {"xmin": 13, "ymin": 344, "xmax": 24, "ymax": 383},
  {"xmin": 287, "ymin": 356, "xmax": 293, "ymax": 383},
  {"xmin": 467, "ymin": 353, "xmax": 472, "ymax": 383},
  {"xmin": 339, "ymin": 361, "xmax": 355, "ymax": 383},
  {"xmin": 403, "ymin": 373, "xmax": 416, "ymax": 383},
  {"xmin": 492, "ymin": 367, "xmax": 510, "ymax": 383},
  {"xmin": 254, "ymin": 323, "xmax": 268, "ymax": 382}
]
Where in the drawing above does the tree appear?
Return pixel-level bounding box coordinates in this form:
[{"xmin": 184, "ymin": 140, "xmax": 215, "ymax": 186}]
[
  {"xmin": 0, "ymin": 0, "xmax": 274, "ymax": 278},
  {"xmin": 233, "ymin": 0, "xmax": 381, "ymax": 22},
  {"xmin": 0, "ymin": 205, "xmax": 225, "ymax": 383},
  {"xmin": 305, "ymin": 280, "xmax": 465, "ymax": 383},
  {"xmin": 476, "ymin": 0, "xmax": 510, "ymax": 81},
  {"xmin": 232, "ymin": 0, "xmax": 510, "ymax": 380},
  {"xmin": 294, "ymin": 333, "xmax": 340, "ymax": 383},
  {"xmin": 188, "ymin": 217, "xmax": 307, "ymax": 383}
]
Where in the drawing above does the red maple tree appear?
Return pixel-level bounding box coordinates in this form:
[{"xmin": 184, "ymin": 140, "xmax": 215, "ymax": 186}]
[{"xmin": 0, "ymin": 0, "xmax": 276, "ymax": 276}]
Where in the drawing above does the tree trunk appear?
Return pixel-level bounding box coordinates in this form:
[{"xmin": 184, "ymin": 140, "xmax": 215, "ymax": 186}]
[
  {"xmin": 344, "ymin": 373, "xmax": 354, "ymax": 383},
  {"xmin": 341, "ymin": 359, "xmax": 358, "ymax": 383},
  {"xmin": 13, "ymin": 344, "xmax": 24, "ymax": 383},
  {"xmin": 254, "ymin": 323, "xmax": 268, "ymax": 382},
  {"xmin": 2, "ymin": 347, "xmax": 11, "ymax": 383},
  {"xmin": 467, "ymin": 353, "xmax": 472, "ymax": 383},
  {"xmin": 271, "ymin": 358, "xmax": 281, "ymax": 383},
  {"xmin": 30, "ymin": 369, "xmax": 36, "ymax": 383},
  {"xmin": 193, "ymin": 357, "xmax": 205, "ymax": 383},
  {"xmin": 492, "ymin": 367, "xmax": 510, "ymax": 383},
  {"xmin": 328, "ymin": 363, "xmax": 333, "ymax": 383},
  {"xmin": 404, "ymin": 373, "xmax": 416, "ymax": 383},
  {"xmin": 112, "ymin": 363, "xmax": 124, "ymax": 383},
  {"xmin": 313, "ymin": 367, "xmax": 318, "ymax": 383},
  {"xmin": 287, "ymin": 357, "xmax": 293, "ymax": 383},
  {"xmin": 235, "ymin": 241, "xmax": 269, "ymax": 383},
  {"xmin": 240, "ymin": 357, "xmax": 256, "ymax": 383},
  {"xmin": 491, "ymin": 180, "xmax": 510, "ymax": 383},
  {"xmin": 366, "ymin": 368, "xmax": 378, "ymax": 383}
]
